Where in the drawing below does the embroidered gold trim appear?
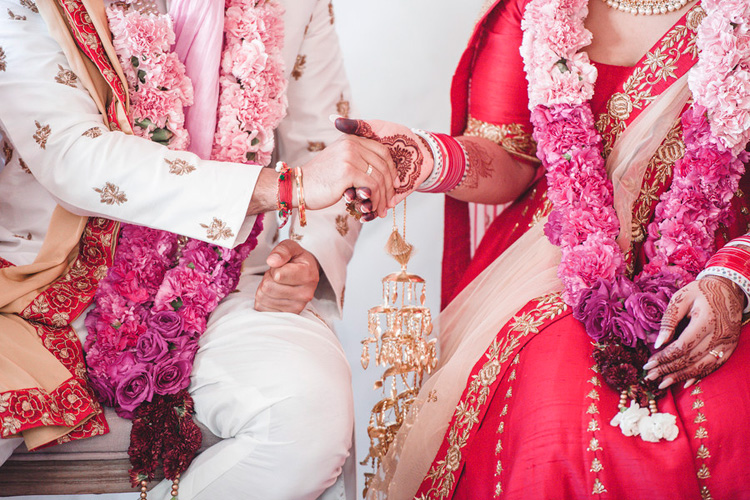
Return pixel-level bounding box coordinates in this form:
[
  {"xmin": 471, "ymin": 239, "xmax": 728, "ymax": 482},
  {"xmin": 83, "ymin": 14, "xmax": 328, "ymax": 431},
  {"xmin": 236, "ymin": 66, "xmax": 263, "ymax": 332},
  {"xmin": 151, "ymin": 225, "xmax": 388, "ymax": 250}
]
[
  {"xmin": 596, "ymin": 8, "xmax": 701, "ymax": 155},
  {"xmin": 328, "ymin": 0, "xmax": 334, "ymax": 24},
  {"xmin": 690, "ymin": 382, "xmax": 713, "ymax": 497},
  {"xmin": 19, "ymin": 158, "xmax": 31, "ymax": 174},
  {"xmin": 3, "ymin": 141, "xmax": 12, "ymax": 164},
  {"xmin": 200, "ymin": 217, "xmax": 234, "ymax": 241},
  {"xmin": 165, "ymin": 157, "xmax": 196, "ymax": 175},
  {"xmin": 33, "ymin": 120, "xmax": 51, "ymax": 149},
  {"xmin": 464, "ymin": 116, "xmax": 540, "ymax": 164},
  {"xmin": 335, "ymin": 214, "xmax": 349, "ymax": 236},
  {"xmin": 93, "ymin": 182, "xmax": 127, "ymax": 205},
  {"xmin": 421, "ymin": 294, "xmax": 567, "ymax": 499},
  {"xmin": 55, "ymin": 64, "xmax": 78, "ymax": 87},
  {"xmin": 493, "ymin": 356, "xmax": 520, "ymax": 498},
  {"xmin": 0, "ymin": 47, "xmax": 5, "ymax": 72}
]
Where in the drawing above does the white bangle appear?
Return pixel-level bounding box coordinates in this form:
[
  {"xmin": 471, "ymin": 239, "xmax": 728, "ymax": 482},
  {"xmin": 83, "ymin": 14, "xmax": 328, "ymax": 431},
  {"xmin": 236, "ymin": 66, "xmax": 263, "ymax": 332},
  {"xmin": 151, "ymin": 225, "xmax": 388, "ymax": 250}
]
[
  {"xmin": 411, "ymin": 128, "xmax": 443, "ymax": 192},
  {"xmin": 697, "ymin": 266, "xmax": 750, "ymax": 314}
]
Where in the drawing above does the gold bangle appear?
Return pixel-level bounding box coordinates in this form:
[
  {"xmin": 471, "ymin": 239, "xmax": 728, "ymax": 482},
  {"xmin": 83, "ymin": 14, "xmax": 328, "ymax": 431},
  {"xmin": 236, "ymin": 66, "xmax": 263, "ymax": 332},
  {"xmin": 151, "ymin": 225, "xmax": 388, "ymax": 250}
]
[{"xmin": 294, "ymin": 166, "xmax": 307, "ymax": 227}]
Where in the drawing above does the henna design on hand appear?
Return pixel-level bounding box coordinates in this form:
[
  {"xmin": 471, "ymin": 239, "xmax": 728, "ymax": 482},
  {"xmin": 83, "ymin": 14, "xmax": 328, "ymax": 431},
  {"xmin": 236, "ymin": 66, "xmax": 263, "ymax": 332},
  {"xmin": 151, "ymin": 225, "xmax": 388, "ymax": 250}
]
[
  {"xmin": 457, "ymin": 138, "xmax": 494, "ymax": 190},
  {"xmin": 336, "ymin": 118, "xmax": 423, "ymax": 194},
  {"xmin": 660, "ymin": 289, "xmax": 687, "ymax": 333},
  {"xmin": 701, "ymin": 277, "xmax": 743, "ymax": 350}
]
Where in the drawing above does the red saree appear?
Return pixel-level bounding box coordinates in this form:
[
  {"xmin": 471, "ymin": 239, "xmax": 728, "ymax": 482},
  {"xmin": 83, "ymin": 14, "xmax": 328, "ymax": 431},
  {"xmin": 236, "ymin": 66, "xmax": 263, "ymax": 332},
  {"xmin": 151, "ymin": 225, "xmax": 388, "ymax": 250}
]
[{"xmin": 413, "ymin": 1, "xmax": 750, "ymax": 498}]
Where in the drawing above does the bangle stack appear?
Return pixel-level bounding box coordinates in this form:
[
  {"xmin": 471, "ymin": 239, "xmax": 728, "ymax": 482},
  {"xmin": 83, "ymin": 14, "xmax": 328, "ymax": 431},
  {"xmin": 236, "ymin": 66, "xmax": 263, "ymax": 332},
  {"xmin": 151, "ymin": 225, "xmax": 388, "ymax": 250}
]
[
  {"xmin": 411, "ymin": 128, "xmax": 469, "ymax": 193},
  {"xmin": 275, "ymin": 161, "xmax": 307, "ymax": 228},
  {"xmin": 697, "ymin": 235, "xmax": 750, "ymax": 313},
  {"xmin": 276, "ymin": 161, "xmax": 293, "ymax": 228}
]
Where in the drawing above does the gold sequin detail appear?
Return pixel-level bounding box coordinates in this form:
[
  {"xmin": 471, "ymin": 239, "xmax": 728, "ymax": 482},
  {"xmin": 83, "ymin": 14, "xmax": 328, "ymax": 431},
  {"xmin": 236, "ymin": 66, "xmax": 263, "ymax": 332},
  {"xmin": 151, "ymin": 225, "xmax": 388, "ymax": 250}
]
[
  {"xmin": 592, "ymin": 478, "xmax": 607, "ymax": 495},
  {"xmin": 291, "ymin": 54, "xmax": 306, "ymax": 80},
  {"xmin": 587, "ymin": 403, "xmax": 600, "ymax": 415},
  {"xmin": 3, "ymin": 141, "xmax": 12, "ymax": 164},
  {"xmin": 33, "ymin": 120, "xmax": 51, "ymax": 149},
  {"xmin": 200, "ymin": 218, "xmax": 234, "ymax": 241},
  {"xmin": 694, "ymin": 412, "xmax": 707, "ymax": 424},
  {"xmin": 695, "ymin": 427, "xmax": 708, "ymax": 439},
  {"xmin": 464, "ymin": 116, "xmax": 539, "ymax": 163},
  {"xmin": 590, "ymin": 458, "xmax": 603, "ymax": 473},
  {"xmin": 55, "ymin": 64, "xmax": 78, "ymax": 87},
  {"xmin": 696, "ymin": 444, "xmax": 711, "ymax": 460},
  {"xmin": 335, "ymin": 214, "xmax": 349, "ymax": 236},
  {"xmin": 587, "ymin": 418, "xmax": 600, "ymax": 432},
  {"xmin": 307, "ymin": 141, "xmax": 326, "ymax": 152},
  {"xmin": 693, "ymin": 399, "xmax": 705, "ymax": 410},
  {"xmin": 165, "ymin": 157, "xmax": 196, "ymax": 175},
  {"xmin": 94, "ymin": 182, "xmax": 127, "ymax": 205},
  {"xmin": 697, "ymin": 464, "xmax": 711, "ymax": 480}
]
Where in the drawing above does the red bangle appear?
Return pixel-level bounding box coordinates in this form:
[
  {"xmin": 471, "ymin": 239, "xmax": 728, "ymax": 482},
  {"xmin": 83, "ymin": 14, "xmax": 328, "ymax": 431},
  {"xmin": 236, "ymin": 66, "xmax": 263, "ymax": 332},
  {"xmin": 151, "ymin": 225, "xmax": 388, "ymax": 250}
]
[
  {"xmin": 418, "ymin": 132, "xmax": 468, "ymax": 193},
  {"xmin": 276, "ymin": 161, "xmax": 293, "ymax": 228}
]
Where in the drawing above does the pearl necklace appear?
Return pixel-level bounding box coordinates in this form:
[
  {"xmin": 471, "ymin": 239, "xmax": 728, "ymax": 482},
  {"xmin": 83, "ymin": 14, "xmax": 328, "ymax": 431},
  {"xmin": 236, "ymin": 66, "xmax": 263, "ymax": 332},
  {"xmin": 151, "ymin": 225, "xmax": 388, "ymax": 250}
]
[{"xmin": 602, "ymin": 0, "xmax": 690, "ymax": 15}]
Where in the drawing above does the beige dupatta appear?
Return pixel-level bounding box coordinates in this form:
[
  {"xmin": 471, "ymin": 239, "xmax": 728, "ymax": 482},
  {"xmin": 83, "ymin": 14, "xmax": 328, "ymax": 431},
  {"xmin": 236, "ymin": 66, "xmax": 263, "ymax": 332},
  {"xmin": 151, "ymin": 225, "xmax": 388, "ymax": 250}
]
[
  {"xmin": 366, "ymin": 74, "xmax": 693, "ymax": 499},
  {"xmin": 0, "ymin": 0, "xmax": 129, "ymax": 449}
]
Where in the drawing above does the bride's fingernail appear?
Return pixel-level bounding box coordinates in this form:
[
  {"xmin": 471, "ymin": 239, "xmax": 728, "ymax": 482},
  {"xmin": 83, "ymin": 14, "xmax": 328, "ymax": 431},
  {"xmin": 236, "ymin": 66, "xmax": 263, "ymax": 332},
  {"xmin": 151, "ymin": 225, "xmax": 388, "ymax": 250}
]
[{"xmin": 643, "ymin": 360, "xmax": 657, "ymax": 370}]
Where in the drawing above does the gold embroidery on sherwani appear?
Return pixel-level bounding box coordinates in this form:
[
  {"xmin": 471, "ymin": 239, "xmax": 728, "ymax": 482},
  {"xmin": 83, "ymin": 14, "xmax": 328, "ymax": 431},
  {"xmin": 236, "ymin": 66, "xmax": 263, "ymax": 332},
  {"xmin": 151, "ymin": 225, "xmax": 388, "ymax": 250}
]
[
  {"xmin": 336, "ymin": 94, "xmax": 350, "ymax": 118},
  {"xmin": 82, "ymin": 127, "xmax": 103, "ymax": 138},
  {"xmin": 19, "ymin": 157, "xmax": 31, "ymax": 174},
  {"xmin": 165, "ymin": 157, "xmax": 196, "ymax": 175},
  {"xmin": 201, "ymin": 218, "xmax": 234, "ymax": 241},
  {"xmin": 12, "ymin": 233, "xmax": 32, "ymax": 240},
  {"xmin": 55, "ymin": 64, "xmax": 78, "ymax": 87},
  {"xmin": 464, "ymin": 116, "xmax": 540, "ymax": 164},
  {"xmin": 340, "ymin": 285, "xmax": 345, "ymax": 309},
  {"xmin": 33, "ymin": 120, "xmax": 51, "ymax": 149},
  {"xmin": 8, "ymin": 9, "xmax": 26, "ymax": 20},
  {"xmin": 289, "ymin": 225, "xmax": 303, "ymax": 242},
  {"xmin": 421, "ymin": 294, "xmax": 568, "ymax": 499},
  {"xmin": 291, "ymin": 54, "xmax": 306, "ymax": 80},
  {"xmin": 328, "ymin": 1, "xmax": 334, "ymax": 24},
  {"xmin": 94, "ymin": 182, "xmax": 128, "ymax": 205},
  {"xmin": 19, "ymin": 0, "xmax": 38, "ymax": 13},
  {"xmin": 335, "ymin": 214, "xmax": 349, "ymax": 236},
  {"xmin": 3, "ymin": 141, "xmax": 12, "ymax": 164},
  {"xmin": 0, "ymin": 47, "xmax": 6, "ymax": 71},
  {"xmin": 307, "ymin": 141, "xmax": 326, "ymax": 152},
  {"xmin": 596, "ymin": 9, "xmax": 701, "ymax": 154}
]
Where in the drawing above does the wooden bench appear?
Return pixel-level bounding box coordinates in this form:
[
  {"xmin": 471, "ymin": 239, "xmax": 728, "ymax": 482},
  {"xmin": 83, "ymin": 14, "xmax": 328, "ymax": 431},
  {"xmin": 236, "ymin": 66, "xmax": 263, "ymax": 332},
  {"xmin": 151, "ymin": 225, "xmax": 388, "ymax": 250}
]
[{"xmin": 0, "ymin": 407, "xmax": 221, "ymax": 496}]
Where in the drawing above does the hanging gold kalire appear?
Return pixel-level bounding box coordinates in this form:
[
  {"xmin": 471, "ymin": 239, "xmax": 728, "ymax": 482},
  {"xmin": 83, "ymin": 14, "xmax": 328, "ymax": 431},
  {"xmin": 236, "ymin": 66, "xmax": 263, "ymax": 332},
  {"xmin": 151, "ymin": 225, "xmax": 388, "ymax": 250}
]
[{"xmin": 360, "ymin": 201, "xmax": 438, "ymax": 494}]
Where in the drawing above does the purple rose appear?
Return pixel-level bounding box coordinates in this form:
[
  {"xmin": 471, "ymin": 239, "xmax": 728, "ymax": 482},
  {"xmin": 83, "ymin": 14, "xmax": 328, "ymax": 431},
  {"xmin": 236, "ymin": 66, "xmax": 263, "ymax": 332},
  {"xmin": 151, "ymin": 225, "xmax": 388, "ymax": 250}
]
[
  {"xmin": 115, "ymin": 363, "xmax": 154, "ymax": 415},
  {"xmin": 625, "ymin": 291, "xmax": 669, "ymax": 345},
  {"xmin": 148, "ymin": 310, "xmax": 183, "ymax": 339},
  {"xmin": 135, "ymin": 331, "xmax": 170, "ymax": 363},
  {"xmin": 106, "ymin": 351, "xmax": 137, "ymax": 383},
  {"xmin": 88, "ymin": 373, "xmax": 116, "ymax": 407},
  {"xmin": 574, "ymin": 279, "xmax": 615, "ymax": 342},
  {"xmin": 610, "ymin": 311, "xmax": 639, "ymax": 348},
  {"xmin": 153, "ymin": 357, "xmax": 192, "ymax": 395}
]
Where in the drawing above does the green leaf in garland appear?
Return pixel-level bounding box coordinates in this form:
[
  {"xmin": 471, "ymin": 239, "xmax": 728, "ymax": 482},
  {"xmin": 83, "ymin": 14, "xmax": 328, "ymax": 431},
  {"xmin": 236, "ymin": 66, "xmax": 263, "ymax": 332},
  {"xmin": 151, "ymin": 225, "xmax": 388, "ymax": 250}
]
[
  {"xmin": 151, "ymin": 127, "xmax": 173, "ymax": 145},
  {"xmin": 130, "ymin": 56, "xmax": 139, "ymax": 68},
  {"xmin": 170, "ymin": 297, "xmax": 183, "ymax": 311},
  {"xmin": 138, "ymin": 69, "xmax": 147, "ymax": 84}
]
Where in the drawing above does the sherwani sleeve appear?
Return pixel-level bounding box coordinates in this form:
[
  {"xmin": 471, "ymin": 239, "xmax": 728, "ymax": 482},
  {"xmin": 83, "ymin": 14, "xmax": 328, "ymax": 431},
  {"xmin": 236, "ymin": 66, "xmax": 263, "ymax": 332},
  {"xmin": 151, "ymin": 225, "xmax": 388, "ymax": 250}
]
[
  {"xmin": 0, "ymin": 6, "xmax": 260, "ymax": 248},
  {"xmin": 275, "ymin": 0, "xmax": 359, "ymax": 320}
]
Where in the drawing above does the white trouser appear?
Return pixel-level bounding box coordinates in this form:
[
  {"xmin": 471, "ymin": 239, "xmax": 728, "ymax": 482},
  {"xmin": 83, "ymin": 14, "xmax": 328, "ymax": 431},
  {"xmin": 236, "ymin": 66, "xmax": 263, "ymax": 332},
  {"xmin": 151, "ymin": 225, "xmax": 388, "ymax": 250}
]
[{"xmin": 148, "ymin": 273, "xmax": 355, "ymax": 500}]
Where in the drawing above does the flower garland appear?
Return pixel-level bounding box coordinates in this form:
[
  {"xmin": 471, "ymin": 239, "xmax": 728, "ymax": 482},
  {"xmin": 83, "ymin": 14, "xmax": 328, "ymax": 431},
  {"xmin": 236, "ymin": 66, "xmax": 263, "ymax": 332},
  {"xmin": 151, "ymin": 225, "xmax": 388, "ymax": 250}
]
[
  {"xmin": 520, "ymin": 0, "xmax": 750, "ymax": 441},
  {"xmin": 85, "ymin": 0, "xmax": 287, "ymax": 491}
]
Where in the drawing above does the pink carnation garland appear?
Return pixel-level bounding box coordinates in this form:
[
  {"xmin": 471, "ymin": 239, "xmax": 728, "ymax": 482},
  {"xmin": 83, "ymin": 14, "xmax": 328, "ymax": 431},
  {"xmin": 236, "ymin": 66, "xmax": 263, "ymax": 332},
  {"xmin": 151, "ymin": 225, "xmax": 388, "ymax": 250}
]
[
  {"xmin": 85, "ymin": 0, "xmax": 287, "ymax": 487},
  {"xmin": 521, "ymin": 0, "xmax": 749, "ymax": 430}
]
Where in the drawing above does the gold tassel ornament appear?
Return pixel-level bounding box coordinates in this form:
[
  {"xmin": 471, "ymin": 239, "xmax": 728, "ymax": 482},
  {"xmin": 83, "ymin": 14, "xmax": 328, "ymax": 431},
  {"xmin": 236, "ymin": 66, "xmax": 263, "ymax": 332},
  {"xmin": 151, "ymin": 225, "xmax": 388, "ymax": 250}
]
[{"xmin": 360, "ymin": 201, "xmax": 437, "ymax": 495}]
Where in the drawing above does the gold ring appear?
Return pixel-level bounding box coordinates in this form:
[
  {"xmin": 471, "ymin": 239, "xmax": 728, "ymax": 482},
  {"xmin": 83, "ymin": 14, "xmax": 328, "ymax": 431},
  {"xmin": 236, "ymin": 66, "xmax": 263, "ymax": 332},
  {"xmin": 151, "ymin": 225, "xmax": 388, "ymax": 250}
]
[
  {"xmin": 366, "ymin": 164, "xmax": 373, "ymax": 176},
  {"xmin": 709, "ymin": 349, "xmax": 724, "ymax": 360}
]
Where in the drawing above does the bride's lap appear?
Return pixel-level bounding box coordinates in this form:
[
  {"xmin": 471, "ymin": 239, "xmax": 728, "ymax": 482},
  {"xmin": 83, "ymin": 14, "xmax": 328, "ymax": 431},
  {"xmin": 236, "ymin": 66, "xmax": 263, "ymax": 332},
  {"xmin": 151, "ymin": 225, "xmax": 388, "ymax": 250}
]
[{"xmin": 453, "ymin": 313, "xmax": 750, "ymax": 499}]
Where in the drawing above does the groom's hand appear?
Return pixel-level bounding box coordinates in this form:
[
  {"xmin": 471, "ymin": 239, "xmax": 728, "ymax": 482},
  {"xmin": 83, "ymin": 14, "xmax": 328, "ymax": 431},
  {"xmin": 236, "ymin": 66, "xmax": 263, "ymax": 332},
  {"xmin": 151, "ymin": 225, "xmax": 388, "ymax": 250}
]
[{"xmin": 254, "ymin": 240, "xmax": 320, "ymax": 314}]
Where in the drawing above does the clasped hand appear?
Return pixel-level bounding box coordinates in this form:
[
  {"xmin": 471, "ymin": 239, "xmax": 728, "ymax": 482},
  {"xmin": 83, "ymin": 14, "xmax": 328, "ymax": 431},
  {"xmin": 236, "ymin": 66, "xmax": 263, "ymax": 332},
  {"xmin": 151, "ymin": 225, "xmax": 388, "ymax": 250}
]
[{"xmin": 644, "ymin": 275, "xmax": 743, "ymax": 389}]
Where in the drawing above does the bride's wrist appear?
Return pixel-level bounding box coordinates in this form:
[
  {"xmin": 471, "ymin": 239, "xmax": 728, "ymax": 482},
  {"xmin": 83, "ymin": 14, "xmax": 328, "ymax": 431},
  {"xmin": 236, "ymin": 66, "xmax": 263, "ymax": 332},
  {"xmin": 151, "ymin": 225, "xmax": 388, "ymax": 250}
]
[{"xmin": 411, "ymin": 128, "xmax": 468, "ymax": 193}]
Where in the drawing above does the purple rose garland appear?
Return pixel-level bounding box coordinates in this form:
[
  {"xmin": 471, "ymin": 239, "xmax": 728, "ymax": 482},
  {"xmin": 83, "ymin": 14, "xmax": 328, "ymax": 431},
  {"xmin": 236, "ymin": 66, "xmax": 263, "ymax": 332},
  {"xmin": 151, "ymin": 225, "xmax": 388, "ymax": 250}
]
[
  {"xmin": 84, "ymin": 0, "xmax": 287, "ymax": 490},
  {"xmin": 520, "ymin": 0, "xmax": 750, "ymax": 438}
]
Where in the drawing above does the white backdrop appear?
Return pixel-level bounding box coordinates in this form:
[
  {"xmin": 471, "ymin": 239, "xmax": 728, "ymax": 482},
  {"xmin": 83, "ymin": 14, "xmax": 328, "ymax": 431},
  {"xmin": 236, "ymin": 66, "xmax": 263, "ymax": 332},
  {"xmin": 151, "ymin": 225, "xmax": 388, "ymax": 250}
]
[{"xmin": 7, "ymin": 1, "xmax": 484, "ymax": 498}]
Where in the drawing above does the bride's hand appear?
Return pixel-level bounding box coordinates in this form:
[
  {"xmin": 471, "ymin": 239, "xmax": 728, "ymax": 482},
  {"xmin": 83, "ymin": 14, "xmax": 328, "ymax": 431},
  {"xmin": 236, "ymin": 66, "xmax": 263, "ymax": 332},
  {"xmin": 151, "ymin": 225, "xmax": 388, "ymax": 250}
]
[
  {"xmin": 335, "ymin": 117, "xmax": 434, "ymax": 205},
  {"xmin": 643, "ymin": 275, "xmax": 744, "ymax": 389},
  {"xmin": 300, "ymin": 134, "xmax": 397, "ymax": 220}
]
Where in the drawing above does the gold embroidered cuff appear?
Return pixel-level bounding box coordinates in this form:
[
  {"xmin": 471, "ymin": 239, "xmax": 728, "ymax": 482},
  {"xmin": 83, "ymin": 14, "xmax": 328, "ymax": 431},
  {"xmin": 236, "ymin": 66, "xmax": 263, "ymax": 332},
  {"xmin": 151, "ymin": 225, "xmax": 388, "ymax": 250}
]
[{"xmin": 463, "ymin": 116, "xmax": 540, "ymax": 164}]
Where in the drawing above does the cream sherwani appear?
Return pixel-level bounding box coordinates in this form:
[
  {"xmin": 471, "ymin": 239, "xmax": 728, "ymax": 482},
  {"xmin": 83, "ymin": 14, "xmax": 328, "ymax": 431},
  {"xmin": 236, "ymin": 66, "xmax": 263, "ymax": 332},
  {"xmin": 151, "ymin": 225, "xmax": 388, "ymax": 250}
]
[{"xmin": 0, "ymin": 0, "xmax": 358, "ymax": 498}]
